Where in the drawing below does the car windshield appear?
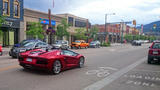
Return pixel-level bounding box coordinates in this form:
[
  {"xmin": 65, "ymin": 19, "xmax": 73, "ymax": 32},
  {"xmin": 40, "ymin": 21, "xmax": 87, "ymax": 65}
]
[
  {"xmin": 20, "ymin": 40, "xmax": 30, "ymax": 46},
  {"xmin": 23, "ymin": 42, "xmax": 35, "ymax": 47},
  {"xmin": 55, "ymin": 41, "xmax": 62, "ymax": 44},
  {"xmin": 90, "ymin": 41, "xmax": 96, "ymax": 44},
  {"xmin": 152, "ymin": 43, "xmax": 160, "ymax": 49},
  {"xmin": 75, "ymin": 41, "xmax": 81, "ymax": 43}
]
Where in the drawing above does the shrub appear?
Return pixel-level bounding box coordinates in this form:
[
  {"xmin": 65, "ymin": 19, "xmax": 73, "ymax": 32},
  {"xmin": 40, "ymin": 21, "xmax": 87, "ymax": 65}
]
[{"xmin": 101, "ymin": 42, "xmax": 111, "ymax": 47}]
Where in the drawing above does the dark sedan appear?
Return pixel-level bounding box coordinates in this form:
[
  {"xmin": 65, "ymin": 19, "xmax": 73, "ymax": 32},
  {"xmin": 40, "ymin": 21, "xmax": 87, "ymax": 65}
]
[{"xmin": 9, "ymin": 40, "xmax": 52, "ymax": 58}]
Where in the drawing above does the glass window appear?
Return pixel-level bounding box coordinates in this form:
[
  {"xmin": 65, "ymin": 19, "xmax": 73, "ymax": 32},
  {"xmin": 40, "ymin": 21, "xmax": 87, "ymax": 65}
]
[
  {"xmin": 68, "ymin": 17, "xmax": 74, "ymax": 26},
  {"xmin": 75, "ymin": 40, "xmax": 81, "ymax": 43},
  {"xmin": 152, "ymin": 43, "xmax": 160, "ymax": 49},
  {"xmin": 14, "ymin": 0, "xmax": 20, "ymax": 17},
  {"xmin": 62, "ymin": 50, "xmax": 78, "ymax": 56},
  {"xmin": 14, "ymin": 4, "xmax": 18, "ymax": 16},
  {"xmin": 3, "ymin": 1, "xmax": 9, "ymax": 15},
  {"xmin": 23, "ymin": 42, "xmax": 35, "ymax": 47}
]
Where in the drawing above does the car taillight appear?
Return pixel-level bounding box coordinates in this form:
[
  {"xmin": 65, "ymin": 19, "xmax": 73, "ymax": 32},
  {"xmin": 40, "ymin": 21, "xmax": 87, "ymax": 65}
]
[{"xmin": 149, "ymin": 50, "xmax": 153, "ymax": 54}]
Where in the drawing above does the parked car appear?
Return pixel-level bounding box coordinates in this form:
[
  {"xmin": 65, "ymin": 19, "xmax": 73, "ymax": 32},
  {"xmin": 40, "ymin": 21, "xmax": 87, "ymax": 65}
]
[
  {"xmin": 13, "ymin": 39, "xmax": 35, "ymax": 48},
  {"xmin": 71, "ymin": 40, "xmax": 89, "ymax": 49},
  {"xmin": 18, "ymin": 49, "xmax": 85, "ymax": 74},
  {"xmin": 9, "ymin": 40, "xmax": 52, "ymax": 58},
  {"xmin": 89, "ymin": 41, "xmax": 101, "ymax": 48},
  {"xmin": 52, "ymin": 40, "xmax": 69, "ymax": 49},
  {"xmin": 131, "ymin": 40, "xmax": 141, "ymax": 46},
  {"xmin": 144, "ymin": 40, "xmax": 149, "ymax": 43},
  {"xmin": 148, "ymin": 42, "xmax": 160, "ymax": 64},
  {"xmin": 0, "ymin": 45, "xmax": 2, "ymax": 56}
]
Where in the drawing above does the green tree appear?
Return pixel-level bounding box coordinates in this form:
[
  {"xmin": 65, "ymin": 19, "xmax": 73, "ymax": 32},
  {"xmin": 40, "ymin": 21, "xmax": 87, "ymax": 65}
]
[
  {"xmin": 74, "ymin": 28, "xmax": 87, "ymax": 40},
  {"xmin": 89, "ymin": 26, "xmax": 99, "ymax": 40},
  {"xmin": 0, "ymin": 15, "xmax": 5, "ymax": 37},
  {"xmin": 26, "ymin": 22, "xmax": 44, "ymax": 39},
  {"xmin": 56, "ymin": 18, "xmax": 69, "ymax": 40},
  {"xmin": 124, "ymin": 34, "xmax": 133, "ymax": 41}
]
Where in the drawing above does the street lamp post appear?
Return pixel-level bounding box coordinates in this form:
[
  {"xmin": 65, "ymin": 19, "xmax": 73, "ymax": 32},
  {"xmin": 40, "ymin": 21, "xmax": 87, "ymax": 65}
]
[
  {"xmin": 105, "ymin": 13, "xmax": 115, "ymax": 43},
  {"xmin": 121, "ymin": 19, "xmax": 124, "ymax": 43}
]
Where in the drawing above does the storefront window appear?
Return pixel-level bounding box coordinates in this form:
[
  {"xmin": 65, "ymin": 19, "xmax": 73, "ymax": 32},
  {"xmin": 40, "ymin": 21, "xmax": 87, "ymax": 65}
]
[
  {"xmin": 3, "ymin": 0, "xmax": 10, "ymax": 16},
  {"xmin": 14, "ymin": 0, "xmax": 20, "ymax": 18}
]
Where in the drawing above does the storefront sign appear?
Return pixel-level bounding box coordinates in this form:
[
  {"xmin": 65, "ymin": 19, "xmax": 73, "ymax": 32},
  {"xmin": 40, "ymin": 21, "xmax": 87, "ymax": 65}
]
[
  {"xmin": 2, "ymin": 18, "xmax": 20, "ymax": 28},
  {"xmin": 39, "ymin": 18, "xmax": 56, "ymax": 25}
]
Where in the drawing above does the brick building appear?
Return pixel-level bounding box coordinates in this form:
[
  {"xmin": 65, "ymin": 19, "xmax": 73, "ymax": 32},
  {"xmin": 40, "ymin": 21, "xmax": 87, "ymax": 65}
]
[{"xmin": 95, "ymin": 24, "xmax": 121, "ymax": 43}]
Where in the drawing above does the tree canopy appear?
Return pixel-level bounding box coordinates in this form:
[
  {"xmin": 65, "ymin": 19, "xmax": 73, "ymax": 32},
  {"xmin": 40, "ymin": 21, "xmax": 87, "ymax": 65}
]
[
  {"xmin": 26, "ymin": 22, "xmax": 45, "ymax": 39},
  {"xmin": 74, "ymin": 28, "xmax": 87, "ymax": 40},
  {"xmin": 56, "ymin": 18, "xmax": 69, "ymax": 40},
  {"xmin": 0, "ymin": 16, "xmax": 5, "ymax": 36},
  {"xmin": 89, "ymin": 26, "xmax": 99, "ymax": 40}
]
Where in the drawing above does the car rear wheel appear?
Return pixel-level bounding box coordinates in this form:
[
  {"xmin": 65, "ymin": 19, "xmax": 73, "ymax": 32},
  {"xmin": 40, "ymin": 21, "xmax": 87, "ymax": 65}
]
[
  {"xmin": 79, "ymin": 57, "xmax": 85, "ymax": 68},
  {"xmin": 52, "ymin": 60, "xmax": 62, "ymax": 74}
]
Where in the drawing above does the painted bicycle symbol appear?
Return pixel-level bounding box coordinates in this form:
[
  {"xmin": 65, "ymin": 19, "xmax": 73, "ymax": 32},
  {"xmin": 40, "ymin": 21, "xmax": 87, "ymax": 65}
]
[{"xmin": 86, "ymin": 67, "xmax": 118, "ymax": 77}]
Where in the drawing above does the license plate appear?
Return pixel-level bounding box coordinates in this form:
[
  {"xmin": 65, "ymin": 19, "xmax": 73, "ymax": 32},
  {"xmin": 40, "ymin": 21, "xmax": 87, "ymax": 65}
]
[
  {"xmin": 153, "ymin": 51, "xmax": 158, "ymax": 54},
  {"xmin": 26, "ymin": 58, "xmax": 32, "ymax": 62}
]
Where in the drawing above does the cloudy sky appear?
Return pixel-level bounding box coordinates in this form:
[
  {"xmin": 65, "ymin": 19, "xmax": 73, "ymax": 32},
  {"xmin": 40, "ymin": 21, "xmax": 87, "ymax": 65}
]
[{"xmin": 24, "ymin": 0, "xmax": 160, "ymax": 25}]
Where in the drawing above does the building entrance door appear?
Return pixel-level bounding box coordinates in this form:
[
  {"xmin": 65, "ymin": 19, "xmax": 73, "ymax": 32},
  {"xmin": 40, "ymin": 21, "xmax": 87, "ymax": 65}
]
[{"xmin": 3, "ymin": 28, "xmax": 9, "ymax": 47}]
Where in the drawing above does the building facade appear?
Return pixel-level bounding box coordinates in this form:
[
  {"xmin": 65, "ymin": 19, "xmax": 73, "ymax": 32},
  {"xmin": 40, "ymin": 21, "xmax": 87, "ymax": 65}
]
[
  {"xmin": 24, "ymin": 9, "xmax": 90, "ymax": 44},
  {"xmin": 0, "ymin": 0, "xmax": 24, "ymax": 46},
  {"xmin": 56, "ymin": 13, "xmax": 91, "ymax": 43},
  {"xmin": 24, "ymin": 8, "xmax": 63, "ymax": 44},
  {"xmin": 95, "ymin": 24, "xmax": 121, "ymax": 43}
]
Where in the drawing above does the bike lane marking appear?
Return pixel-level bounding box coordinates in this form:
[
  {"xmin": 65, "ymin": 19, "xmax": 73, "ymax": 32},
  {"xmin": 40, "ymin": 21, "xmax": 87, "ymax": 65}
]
[
  {"xmin": 86, "ymin": 67, "xmax": 118, "ymax": 78},
  {"xmin": 83, "ymin": 57, "xmax": 146, "ymax": 90}
]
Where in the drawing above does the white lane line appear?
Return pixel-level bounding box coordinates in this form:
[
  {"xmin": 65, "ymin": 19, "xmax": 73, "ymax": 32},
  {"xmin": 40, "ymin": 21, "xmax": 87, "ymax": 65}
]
[{"xmin": 83, "ymin": 57, "xmax": 147, "ymax": 90}]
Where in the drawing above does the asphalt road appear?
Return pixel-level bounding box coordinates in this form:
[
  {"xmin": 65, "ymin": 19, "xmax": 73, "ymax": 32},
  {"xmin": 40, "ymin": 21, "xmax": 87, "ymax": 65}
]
[{"xmin": 0, "ymin": 44, "xmax": 159, "ymax": 90}]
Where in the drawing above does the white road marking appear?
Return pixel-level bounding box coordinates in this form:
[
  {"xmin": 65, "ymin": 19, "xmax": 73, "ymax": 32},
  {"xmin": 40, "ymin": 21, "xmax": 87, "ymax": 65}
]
[
  {"xmin": 83, "ymin": 57, "xmax": 146, "ymax": 90},
  {"xmin": 86, "ymin": 67, "xmax": 118, "ymax": 78}
]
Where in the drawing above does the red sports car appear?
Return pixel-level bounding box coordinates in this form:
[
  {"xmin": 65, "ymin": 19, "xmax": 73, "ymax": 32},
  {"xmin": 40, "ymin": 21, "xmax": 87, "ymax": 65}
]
[
  {"xmin": 0, "ymin": 45, "xmax": 2, "ymax": 56},
  {"xmin": 148, "ymin": 42, "xmax": 160, "ymax": 64},
  {"xmin": 18, "ymin": 49, "xmax": 85, "ymax": 74}
]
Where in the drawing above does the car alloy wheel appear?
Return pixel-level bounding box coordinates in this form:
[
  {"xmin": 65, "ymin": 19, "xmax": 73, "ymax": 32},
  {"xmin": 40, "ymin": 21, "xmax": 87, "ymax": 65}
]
[
  {"xmin": 79, "ymin": 57, "xmax": 85, "ymax": 68},
  {"xmin": 52, "ymin": 60, "xmax": 61, "ymax": 74}
]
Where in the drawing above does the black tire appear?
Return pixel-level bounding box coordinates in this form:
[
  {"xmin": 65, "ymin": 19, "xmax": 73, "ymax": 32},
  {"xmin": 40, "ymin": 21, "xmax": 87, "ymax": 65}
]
[
  {"xmin": 51, "ymin": 60, "xmax": 62, "ymax": 74},
  {"xmin": 148, "ymin": 57, "xmax": 152, "ymax": 64},
  {"xmin": 12, "ymin": 55, "xmax": 17, "ymax": 58},
  {"xmin": 79, "ymin": 57, "xmax": 85, "ymax": 68}
]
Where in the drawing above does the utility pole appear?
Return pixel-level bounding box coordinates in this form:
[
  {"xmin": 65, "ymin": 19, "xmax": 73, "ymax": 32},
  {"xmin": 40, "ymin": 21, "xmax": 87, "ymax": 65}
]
[
  {"xmin": 104, "ymin": 13, "xmax": 115, "ymax": 43},
  {"xmin": 105, "ymin": 14, "xmax": 107, "ymax": 43},
  {"xmin": 86, "ymin": 19, "xmax": 89, "ymax": 43}
]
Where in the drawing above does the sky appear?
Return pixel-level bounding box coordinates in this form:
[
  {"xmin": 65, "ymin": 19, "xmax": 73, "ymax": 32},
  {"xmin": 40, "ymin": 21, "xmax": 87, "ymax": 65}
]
[{"xmin": 24, "ymin": 0, "xmax": 160, "ymax": 26}]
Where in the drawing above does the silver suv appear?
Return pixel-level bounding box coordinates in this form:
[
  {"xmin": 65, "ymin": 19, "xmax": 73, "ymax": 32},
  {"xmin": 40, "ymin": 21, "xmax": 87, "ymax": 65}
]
[{"xmin": 52, "ymin": 40, "xmax": 69, "ymax": 50}]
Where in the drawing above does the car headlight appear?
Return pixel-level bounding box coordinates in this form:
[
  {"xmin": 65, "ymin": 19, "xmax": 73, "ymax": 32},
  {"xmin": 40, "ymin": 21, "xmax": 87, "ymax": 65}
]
[{"xmin": 19, "ymin": 49, "xmax": 26, "ymax": 53}]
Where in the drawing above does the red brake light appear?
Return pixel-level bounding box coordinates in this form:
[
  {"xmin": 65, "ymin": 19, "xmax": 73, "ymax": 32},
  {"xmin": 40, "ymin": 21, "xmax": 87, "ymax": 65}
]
[{"xmin": 149, "ymin": 50, "xmax": 153, "ymax": 54}]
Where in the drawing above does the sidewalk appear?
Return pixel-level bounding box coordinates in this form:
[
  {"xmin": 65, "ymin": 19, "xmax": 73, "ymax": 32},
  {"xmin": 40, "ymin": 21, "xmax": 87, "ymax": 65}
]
[{"xmin": 1, "ymin": 47, "xmax": 11, "ymax": 56}]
